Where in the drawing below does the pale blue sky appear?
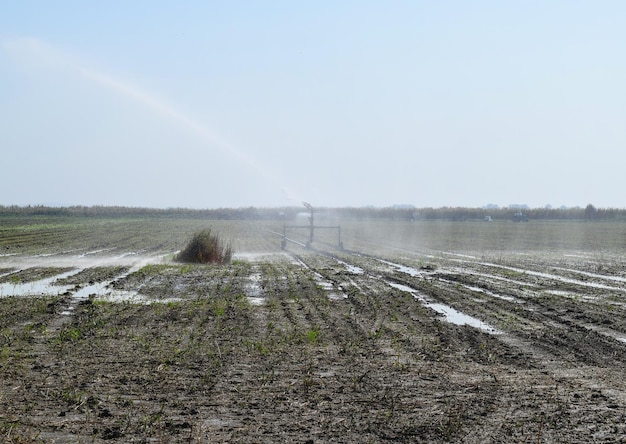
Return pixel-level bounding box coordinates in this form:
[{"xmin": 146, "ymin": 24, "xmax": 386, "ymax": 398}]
[{"xmin": 1, "ymin": 1, "xmax": 625, "ymax": 209}]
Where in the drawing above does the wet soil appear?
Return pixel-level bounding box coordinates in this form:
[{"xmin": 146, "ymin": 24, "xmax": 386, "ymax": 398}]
[{"xmin": 2, "ymin": 219, "xmax": 626, "ymax": 442}]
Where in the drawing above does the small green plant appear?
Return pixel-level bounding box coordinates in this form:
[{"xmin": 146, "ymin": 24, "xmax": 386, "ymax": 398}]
[
  {"xmin": 179, "ymin": 264, "xmax": 195, "ymax": 274},
  {"xmin": 213, "ymin": 300, "xmax": 228, "ymax": 317},
  {"xmin": 306, "ymin": 327, "xmax": 320, "ymax": 344},
  {"xmin": 61, "ymin": 387, "xmax": 86, "ymax": 407},
  {"xmin": 244, "ymin": 339, "xmax": 270, "ymax": 356},
  {"xmin": 175, "ymin": 229, "xmax": 233, "ymax": 264},
  {"xmin": 58, "ymin": 326, "xmax": 82, "ymax": 343},
  {"xmin": 135, "ymin": 264, "xmax": 170, "ymax": 277}
]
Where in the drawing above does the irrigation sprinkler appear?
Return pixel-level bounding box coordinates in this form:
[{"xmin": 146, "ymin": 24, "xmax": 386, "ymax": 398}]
[
  {"xmin": 281, "ymin": 203, "xmax": 343, "ymax": 250},
  {"xmin": 303, "ymin": 201, "xmax": 314, "ymax": 244}
]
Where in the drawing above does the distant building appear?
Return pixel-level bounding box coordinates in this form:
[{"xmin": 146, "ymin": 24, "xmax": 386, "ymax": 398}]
[{"xmin": 512, "ymin": 211, "xmax": 529, "ymax": 222}]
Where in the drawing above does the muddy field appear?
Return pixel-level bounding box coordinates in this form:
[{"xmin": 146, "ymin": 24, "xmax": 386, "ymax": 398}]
[{"xmin": 2, "ymin": 216, "xmax": 626, "ymax": 442}]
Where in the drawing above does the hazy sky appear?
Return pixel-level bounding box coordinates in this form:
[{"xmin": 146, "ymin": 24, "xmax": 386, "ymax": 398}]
[{"xmin": 1, "ymin": 1, "xmax": 625, "ymax": 209}]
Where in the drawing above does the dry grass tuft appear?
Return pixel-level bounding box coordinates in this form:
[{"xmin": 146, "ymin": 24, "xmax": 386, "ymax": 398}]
[{"xmin": 175, "ymin": 229, "xmax": 233, "ymax": 264}]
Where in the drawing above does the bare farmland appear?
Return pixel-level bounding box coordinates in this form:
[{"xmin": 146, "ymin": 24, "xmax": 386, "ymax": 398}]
[{"xmin": 2, "ymin": 216, "xmax": 626, "ymax": 442}]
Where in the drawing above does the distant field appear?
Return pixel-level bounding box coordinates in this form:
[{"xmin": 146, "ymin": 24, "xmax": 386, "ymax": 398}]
[
  {"xmin": 2, "ymin": 215, "xmax": 626, "ymax": 442},
  {"xmin": 3, "ymin": 214, "xmax": 626, "ymax": 255}
]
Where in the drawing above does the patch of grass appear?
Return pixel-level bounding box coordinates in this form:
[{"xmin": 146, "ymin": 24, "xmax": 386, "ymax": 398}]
[
  {"xmin": 213, "ymin": 300, "xmax": 228, "ymax": 317},
  {"xmin": 61, "ymin": 387, "xmax": 87, "ymax": 407},
  {"xmin": 175, "ymin": 229, "xmax": 233, "ymax": 264},
  {"xmin": 134, "ymin": 264, "xmax": 171, "ymax": 277},
  {"xmin": 306, "ymin": 327, "xmax": 320, "ymax": 344},
  {"xmin": 57, "ymin": 326, "xmax": 82, "ymax": 344},
  {"xmin": 178, "ymin": 264, "xmax": 196, "ymax": 274}
]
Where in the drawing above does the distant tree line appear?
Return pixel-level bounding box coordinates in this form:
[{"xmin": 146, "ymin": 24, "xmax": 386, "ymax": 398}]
[
  {"xmin": 331, "ymin": 205, "xmax": 626, "ymax": 221},
  {"xmin": 0, "ymin": 205, "xmax": 270, "ymax": 220},
  {"xmin": 0, "ymin": 204, "xmax": 624, "ymax": 221}
]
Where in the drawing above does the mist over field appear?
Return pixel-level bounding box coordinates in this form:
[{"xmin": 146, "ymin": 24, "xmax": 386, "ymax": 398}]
[{"xmin": 1, "ymin": 2, "xmax": 626, "ymax": 210}]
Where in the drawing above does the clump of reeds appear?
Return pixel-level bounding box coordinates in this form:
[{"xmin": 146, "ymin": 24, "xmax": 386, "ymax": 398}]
[{"xmin": 175, "ymin": 229, "xmax": 233, "ymax": 264}]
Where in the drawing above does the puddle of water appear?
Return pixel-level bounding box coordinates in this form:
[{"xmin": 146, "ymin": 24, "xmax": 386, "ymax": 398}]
[
  {"xmin": 387, "ymin": 281, "xmax": 500, "ymax": 334},
  {"xmin": 582, "ymin": 323, "xmax": 626, "ymax": 344},
  {"xmin": 0, "ymin": 269, "xmax": 81, "ymax": 298},
  {"xmin": 327, "ymin": 292, "xmax": 348, "ymax": 301},
  {"xmin": 553, "ymin": 267, "xmax": 626, "ymax": 284},
  {"xmin": 388, "ymin": 282, "xmax": 415, "ymax": 293},
  {"xmin": 445, "ymin": 257, "xmax": 624, "ymax": 294},
  {"xmin": 0, "ymin": 269, "xmax": 18, "ymax": 279},
  {"xmin": 476, "ymin": 262, "xmax": 626, "ymax": 293},
  {"xmin": 100, "ymin": 291, "xmax": 181, "ymax": 305},
  {"xmin": 59, "ymin": 274, "xmax": 159, "ymax": 312},
  {"xmin": 427, "ymin": 303, "xmax": 500, "ymax": 334},
  {"xmin": 315, "ymin": 277, "xmax": 334, "ymax": 291},
  {"xmin": 66, "ymin": 253, "xmax": 174, "ymax": 308},
  {"xmin": 0, "ymin": 254, "xmax": 181, "ymax": 312},
  {"xmin": 314, "ymin": 273, "xmax": 335, "ymax": 289},
  {"xmin": 446, "ymin": 266, "xmax": 539, "ymax": 289},
  {"xmin": 543, "ymin": 289, "xmax": 598, "ymax": 302},
  {"xmin": 334, "ymin": 259, "xmax": 364, "ymax": 275},
  {"xmin": 377, "ymin": 259, "xmax": 423, "ymax": 277},
  {"xmin": 246, "ymin": 273, "xmax": 263, "ymax": 297},
  {"xmin": 60, "ymin": 281, "xmax": 134, "ymax": 313},
  {"xmin": 311, "ymin": 271, "xmax": 348, "ymax": 301},
  {"xmin": 456, "ymin": 283, "xmax": 521, "ymax": 303},
  {"xmin": 0, "ymin": 268, "xmax": 153, "ymax": 315},
  {"xmin": 545, "ymin": 290, "xmax": 576, "ymax": 297},
  {"xmin": 247, "ymin": 297, "xmax": 264, "ymax": 306},
  {"xmin": 245, "ymin": 271, "xmax": 265, "ymax": 305},
  {"xmin": 346, "ymin": 265, "xmax": 364, "ymax": 274}
]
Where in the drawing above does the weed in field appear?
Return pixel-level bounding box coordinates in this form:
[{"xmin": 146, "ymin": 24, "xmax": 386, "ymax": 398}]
[
  {"xmin": 141, "ymin": 407, "xmax": 165, "ymax": 432},
  {"xmin": 0, "ymin": 346, "xmax": 17, "ymax": 361},
  {"xmin": 61, "ymin": 387, "xmax": 87, "ymax": 407},
  {"xmin": 369, "ymin": 327, "xmax": 384, "ymax": 340},
  {"xmin": 0, "ymin": 419, "xmax": 19, "ymax": 435},
  {"xmin": 244, "ymin": 339, "xmax": 270, "ymax": 356},
  {"xmin": 306, "ymin": 327, "xmax": 320, "ymax": 344},
  {"xmin": 134, "ymin": 263, "xmax": 171, "ymax": 277},
  {"xmin": 0, "ymin": 419, "xmax": 40, "ymax": 444},
  {"xmin": 175, "ymin": 229, "xmax": 233, "ymax": 264},
  {"xmin": 57, "ymin": 326, "xmax": 82, "ymax": 344},
  {"xmin": 179, "ymin": 264, "xmax": 195, "ymax": 274},
  {"xmin": 213, "ymin": 300, "xmax": 228, "ymax": 317}
]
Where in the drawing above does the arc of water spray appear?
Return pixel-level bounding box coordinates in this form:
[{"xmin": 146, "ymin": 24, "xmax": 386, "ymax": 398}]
[
  {"xmin": 2, "ymin": 36, "xmax": 303, "ymax": 204},
  {"xmin": 76, "ymin": 67, "xmax": 253, "ymax": 170}
]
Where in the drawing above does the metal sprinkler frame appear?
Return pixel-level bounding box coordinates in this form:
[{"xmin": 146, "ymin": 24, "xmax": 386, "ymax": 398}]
[{"xmin": 281, "ymin": 202, "xmax": 343, "ymax": 250}]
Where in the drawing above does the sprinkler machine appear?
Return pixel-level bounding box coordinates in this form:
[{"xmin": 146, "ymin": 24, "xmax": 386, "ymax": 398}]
[{"xmin": 281, "ymin": 202, "xmax": 343, "ymax": 250}]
